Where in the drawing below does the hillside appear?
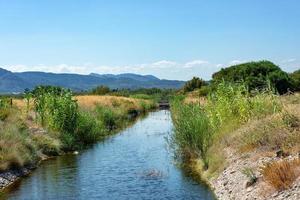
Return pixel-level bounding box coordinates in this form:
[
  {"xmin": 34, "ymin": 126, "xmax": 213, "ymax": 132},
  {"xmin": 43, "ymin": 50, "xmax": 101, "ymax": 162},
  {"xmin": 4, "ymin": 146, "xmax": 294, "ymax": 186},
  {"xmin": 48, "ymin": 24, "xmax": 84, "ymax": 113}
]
[{"xmin": 0, "ymin": 68, "xmax": 184, "ymax": 93}]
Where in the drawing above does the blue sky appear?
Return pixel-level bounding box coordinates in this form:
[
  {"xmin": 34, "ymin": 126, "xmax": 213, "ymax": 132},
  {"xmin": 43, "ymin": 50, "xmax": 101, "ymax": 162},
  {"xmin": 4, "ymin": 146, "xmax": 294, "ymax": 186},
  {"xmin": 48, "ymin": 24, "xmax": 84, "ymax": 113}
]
[{"xmin": 0, "ymin": 0, "xmax": 299, "ymax": 80}]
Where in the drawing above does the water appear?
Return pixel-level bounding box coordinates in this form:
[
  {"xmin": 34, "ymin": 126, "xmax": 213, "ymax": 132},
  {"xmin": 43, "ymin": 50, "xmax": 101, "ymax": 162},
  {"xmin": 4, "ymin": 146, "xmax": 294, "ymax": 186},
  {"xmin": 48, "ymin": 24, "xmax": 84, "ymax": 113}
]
[{"xmin": 4, "ymin": 110, "xmax": 215, "ymax": 200}]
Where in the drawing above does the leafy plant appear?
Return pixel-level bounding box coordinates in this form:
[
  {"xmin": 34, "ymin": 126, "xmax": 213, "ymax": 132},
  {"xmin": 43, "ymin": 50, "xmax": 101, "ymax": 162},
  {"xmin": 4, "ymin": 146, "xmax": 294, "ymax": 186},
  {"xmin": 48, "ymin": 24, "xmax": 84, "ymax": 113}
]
[
  {"xmin": 171, "ymin": 97, "xmax": 213, "ymax": 168},
  {"xmin": 171, "ymin": 82, "xmax": 281, "ymax": 171},
  {"xmin": 242, "ymin": 167, "xmax": 257, "ymax": 186},
  {"xmin": 212, "ymin": 61, "xmax": 294, "ymax": 94},
  {"xmin": 183, "ymin": 77, "xmax": 207, "ymax": 93}
]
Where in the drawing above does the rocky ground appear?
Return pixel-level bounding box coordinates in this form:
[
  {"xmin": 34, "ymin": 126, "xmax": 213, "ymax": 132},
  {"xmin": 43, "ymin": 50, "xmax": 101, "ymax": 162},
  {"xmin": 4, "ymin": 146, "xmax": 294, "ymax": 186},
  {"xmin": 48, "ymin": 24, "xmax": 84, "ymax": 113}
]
[
  {"xmin": 0, "ymin": 167, "xmax": 34, "ymax": 190},
  {"xmin": 210, "ymin": 148, "xmax": 300, "ymax": 200}
]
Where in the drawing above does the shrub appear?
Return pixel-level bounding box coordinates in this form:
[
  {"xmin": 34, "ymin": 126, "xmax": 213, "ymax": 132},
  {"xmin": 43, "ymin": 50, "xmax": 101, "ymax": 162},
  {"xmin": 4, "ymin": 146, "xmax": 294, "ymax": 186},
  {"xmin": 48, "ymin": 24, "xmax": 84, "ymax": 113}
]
[
  {"xmin": 130, "ymin": 94, "xmax": 152, "ymax": 100},
  {"xmin": 91, "ymin": 85, "xmax": 110, "ymax": 95},
  {"xmin": 138, "ymin": 100, "xmax": 156, "ymax": 113},
  {"xmin": 242, "ymin": 167, "xmax": 257, "ymax": 186},
  {"xmin": 0, "ymin": 97, "xmax": 11, "ymax": 108},
  {"xmin": 183, "ymin": 77, "xmax": 207, "ymax": 93},
  {"xmin": 261, "ymin": 159, "xmax": 300, "ymax": 191},
  {"xmin": 290, "ymin": 69, "xmax": 300, "ymax": 91},
  {"xmin": 212, "ymin": 61, "xmax": 294, "ymax": 94},
  {"xmin": 0, "ymin": 109, "xmax": 10, "ymax": 121},
  {"xmin": 96, "ymin": 106, "xmax": 117, "ymax": 130},
  {"xmin": 171, "ymin": 82, "xmax": 282, "ymax": 171},
  {"xmin": 75, "ymin": 112, "xmax": 104, "ymax": 145},
  {"xmin": 31, "ymin": 86, "xmax": 79, "ymax": 148},
  {"xmin": 206, "ymin": 82, "xmax": 281, "ymax": 130},
  {"xmin": 0, "ymin": 124, "xmax": 37, "ymax": 171},
  {"xmin": 31, "ymin": 133, "xmax": 60, "ymax": 156},
  {"xmin": 198, "ymin": 85, "xmax": 211, "ymax": 97}
]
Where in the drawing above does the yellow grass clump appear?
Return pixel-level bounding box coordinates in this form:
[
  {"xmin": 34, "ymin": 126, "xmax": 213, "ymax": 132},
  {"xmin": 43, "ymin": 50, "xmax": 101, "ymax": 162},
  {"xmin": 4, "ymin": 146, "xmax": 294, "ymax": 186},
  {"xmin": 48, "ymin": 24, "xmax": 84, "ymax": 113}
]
[{"xmin": 261, "ymin": 159, "xmax": 300, "ymax": 191}]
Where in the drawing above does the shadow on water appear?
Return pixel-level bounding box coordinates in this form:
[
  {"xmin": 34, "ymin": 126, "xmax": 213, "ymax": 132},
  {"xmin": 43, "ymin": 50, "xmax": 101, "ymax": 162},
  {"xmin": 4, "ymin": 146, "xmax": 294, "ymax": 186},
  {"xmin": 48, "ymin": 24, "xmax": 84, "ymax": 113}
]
[{"xmin": 3, "ymin": 110, "xmax": 215, "ymax": 200}]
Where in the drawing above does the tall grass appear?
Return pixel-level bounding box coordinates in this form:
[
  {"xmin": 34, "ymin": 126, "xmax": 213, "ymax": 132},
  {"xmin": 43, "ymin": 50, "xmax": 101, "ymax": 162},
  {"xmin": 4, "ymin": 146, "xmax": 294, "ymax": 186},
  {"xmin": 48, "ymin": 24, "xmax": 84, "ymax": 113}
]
[
  {"xmin": 0, "ymin": 111, "xmax": 60, "ymax": 171},
  {"xmin": 32, "ymin": 88, "xmax": 156, "ymax": 150},
  {"xmin": 261, "ymin": 159, "xmax": 300, "ymax": 191},
  {"xmin": 171, "ymin": 98, "xmax": 212, "ymax": 168},
  {"xmin": 0, "ymin": 87, "xmax": 156, "ymax": 171},
  {"xmin": 171, "ymin": 82, "xmax": 282, "ymax": 172}
]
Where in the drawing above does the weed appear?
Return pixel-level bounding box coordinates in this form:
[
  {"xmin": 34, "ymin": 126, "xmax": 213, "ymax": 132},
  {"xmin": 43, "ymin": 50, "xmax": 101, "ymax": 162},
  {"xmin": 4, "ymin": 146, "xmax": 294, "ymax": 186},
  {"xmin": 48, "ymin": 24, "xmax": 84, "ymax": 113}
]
[
  {"xmin": 171, "ymin": 82, "xmax": 282, "ymax": 173},
  {"xmin": 261, "ymin": 159, "xmax": 300, "ymax": 191},
  {"xmin": 242, "ymin": 167, "xmax": 257, "ymax": 186}
]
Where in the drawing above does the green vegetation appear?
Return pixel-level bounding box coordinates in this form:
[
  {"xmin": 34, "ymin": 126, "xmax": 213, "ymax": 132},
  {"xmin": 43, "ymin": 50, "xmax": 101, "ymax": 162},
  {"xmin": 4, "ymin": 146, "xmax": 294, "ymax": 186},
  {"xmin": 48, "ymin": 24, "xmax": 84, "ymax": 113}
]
[
  {"xmin": 0, "ymin": 97, "xmax": 11, "ymax": 121},
  {"xmin": 87, "ymin": 86, "xmax": 176, "ymax": 103},
  {"xmin": 171, "ymin": 98, "xmax": 212, "ymax": 168},
  {"xmin": 183, "ymin": 77, "xmax": 207, "ymax": 93},
  {"xmin": 91, "ymin": 85, "xmax": 110, "ymax": 95},
  {"xmin": 171, "ymin": 82, "xmax": 282, "ymax": 175},
  {"xmin": 291, "ymin": 69, "xmax": 300, "ymax": 91},
  {"xmin": 0, "ymin": 85, "xmax": 156, "ymax": 171},
  {"xmin": 212, "ymin": 61, "xmax": 294, "ymax": 94}
]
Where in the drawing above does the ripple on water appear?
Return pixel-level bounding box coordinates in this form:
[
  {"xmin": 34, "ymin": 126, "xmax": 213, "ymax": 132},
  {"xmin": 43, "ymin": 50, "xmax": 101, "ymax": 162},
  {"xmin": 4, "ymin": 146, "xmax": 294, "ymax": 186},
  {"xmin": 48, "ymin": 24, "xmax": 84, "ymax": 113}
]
[{"xmin": 5, "ymin": 110, "xmax": 215, "ymax": 200}]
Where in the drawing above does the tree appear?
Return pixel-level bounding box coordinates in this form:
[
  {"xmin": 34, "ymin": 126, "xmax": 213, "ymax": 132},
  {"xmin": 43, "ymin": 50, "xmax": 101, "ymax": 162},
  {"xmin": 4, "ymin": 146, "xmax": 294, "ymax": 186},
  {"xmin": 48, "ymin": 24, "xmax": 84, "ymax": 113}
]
[
  {"xmin": 92, "ymin": 85, "xmax": 110, "ymax": 95},
  {"xmin": 212, "ymin": 61, "xmax": 294, "ymax": 94},
  {"xmin": 290, "ymin": 69, "xmax": 300, "ymax": 91},
  {"xmin": 183, "ymin": 77, "xmax": 207, "ymax": 93}
]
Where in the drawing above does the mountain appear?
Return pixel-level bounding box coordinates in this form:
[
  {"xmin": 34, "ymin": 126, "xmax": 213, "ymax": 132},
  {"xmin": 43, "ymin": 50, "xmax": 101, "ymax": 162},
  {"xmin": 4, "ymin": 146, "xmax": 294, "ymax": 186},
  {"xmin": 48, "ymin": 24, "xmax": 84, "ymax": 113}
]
[
  {"xmin": 90, "ymin": 73, "xmax": 159, "ymax": 82},
  {"xmin": 0, "ymin": 68, "xmax": 185, "ymax": 94},
  {"xmin": 0, "ymin": 68, "xmax": 34, "ymax": 93}
]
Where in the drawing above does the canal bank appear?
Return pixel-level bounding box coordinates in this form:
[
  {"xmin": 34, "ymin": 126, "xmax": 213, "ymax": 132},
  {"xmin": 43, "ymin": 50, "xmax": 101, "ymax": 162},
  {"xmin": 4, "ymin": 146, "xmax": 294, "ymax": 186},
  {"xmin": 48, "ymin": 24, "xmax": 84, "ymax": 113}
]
[{"xmin": 1, "ymin": 110, "xmax": 215, "ymax": 200}]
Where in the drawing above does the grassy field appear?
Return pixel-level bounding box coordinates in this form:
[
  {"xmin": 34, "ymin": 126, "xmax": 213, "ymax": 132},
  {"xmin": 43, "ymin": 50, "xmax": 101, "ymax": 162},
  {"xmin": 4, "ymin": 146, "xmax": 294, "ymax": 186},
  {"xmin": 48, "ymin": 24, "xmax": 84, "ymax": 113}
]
[
  {"xmin": 0, "ymin": 94, "xmax": 156, "ymax": 172},
  {"xmin": 171, "ymin": 83, "xmax": 300, "ymax": 191}
]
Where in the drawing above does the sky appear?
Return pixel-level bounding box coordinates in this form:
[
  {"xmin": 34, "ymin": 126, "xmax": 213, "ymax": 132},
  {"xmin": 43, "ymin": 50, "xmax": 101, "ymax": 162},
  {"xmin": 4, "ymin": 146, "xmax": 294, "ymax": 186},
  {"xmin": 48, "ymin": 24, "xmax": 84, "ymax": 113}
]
[{"xmin": 0, "ymin": 0, "xmax": 299, "ymax": 80}]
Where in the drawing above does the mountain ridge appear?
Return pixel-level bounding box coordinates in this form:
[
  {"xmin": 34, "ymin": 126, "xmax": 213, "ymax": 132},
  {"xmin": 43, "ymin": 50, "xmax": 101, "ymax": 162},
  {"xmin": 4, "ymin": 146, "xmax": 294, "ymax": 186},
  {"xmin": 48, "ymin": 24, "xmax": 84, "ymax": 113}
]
[{"xmin": 0, "ymin": 67, "xmax": 185, "ymax": 94}]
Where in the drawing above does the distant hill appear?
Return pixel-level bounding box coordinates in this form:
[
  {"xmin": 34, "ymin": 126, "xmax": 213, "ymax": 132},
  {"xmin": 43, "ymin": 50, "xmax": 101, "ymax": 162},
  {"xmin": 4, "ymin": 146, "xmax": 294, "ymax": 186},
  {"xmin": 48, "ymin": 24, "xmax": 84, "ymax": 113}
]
[{"xmin": 0, "ymin": 68, "xmax": 185, "ymax": 94}]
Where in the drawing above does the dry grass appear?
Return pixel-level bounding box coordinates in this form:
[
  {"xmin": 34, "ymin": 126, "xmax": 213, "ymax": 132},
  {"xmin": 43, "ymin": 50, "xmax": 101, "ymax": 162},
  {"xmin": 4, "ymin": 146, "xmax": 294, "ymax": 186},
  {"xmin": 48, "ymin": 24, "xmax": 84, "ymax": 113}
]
[
  {"xmin": 261, "ymin": 159, "xmax": 300, "ymax": 191},
  {"xmin": 14, "ymin": 95, "xmax": 153, "ymax": 111},
  {"xmin": 222, "ymin": 93, "xmax": 300, "ymax": 154},
  {"xmin": 12, "ymin": 99, "xmax": 26, "ymax": 109},
  {"xmin": 76, "ymin": 95, "xmax": 149, "ymax": 110},
  {"xmin": 184, "ymin": 91, "xmax": 207, "ymax": 105}
]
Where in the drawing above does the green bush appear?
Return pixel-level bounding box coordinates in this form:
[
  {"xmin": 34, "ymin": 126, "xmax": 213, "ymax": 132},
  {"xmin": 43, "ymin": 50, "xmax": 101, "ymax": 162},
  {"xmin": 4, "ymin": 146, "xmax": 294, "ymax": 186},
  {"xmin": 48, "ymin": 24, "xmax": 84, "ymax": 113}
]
[
  {"xmin": 198, "ymin": 85, "xmax": 211, "ymax": 97},
  {"xmin": 0, "ymin": 98, "xmax": 11, "ymax": 111},
  {"xmin": 139, "ymin": 100, "xmax": 156, "ymax": 113},
  {"xmin": 91, "ymin": 85, "xmax": 110, "ymax": 95},
  {"xmin": 33, "ymin": 86, "xmax": 78, "ymax": 134},
  {"xmin": 96, "ymin": 106, "xmax": 117, "ymax": 131},
  {"xmin": 31, "ymin": 86, "xmax": 103, "ymax": 149},
  {"xmin": 290, "ymin": 69, "xmax": 300, "ymax": 91},
  {"xmin": 183, "ymin": 77, "xmax": 207, "ymax": 93},
  {"xmin": 75, "ymin": 112, "xmax": 104, "ymax": 145},
  {"xmin": 171, "ymin": 82, "xmax": 282, "ymax": 170},
  {"xmin": 171, "ymin": 97, "xmax": 212, "ymax": 168},
  {"xmin": 212, "ymin": 61, "xmax": 294, "ymax": 94},
  {"xmin": 0, "ymin": 124, "xmax": 37, "ymax": 171},
  {"xmin": 0, "ymin": 109, "xmax": 10, "ymax": 121},
  {"xmin": 31, "ymin": 133, "xmax": 60, "ymax": 156},
  {"xmin": 130, "ymin": 94, "xmax": 152, "ymax": 100}
]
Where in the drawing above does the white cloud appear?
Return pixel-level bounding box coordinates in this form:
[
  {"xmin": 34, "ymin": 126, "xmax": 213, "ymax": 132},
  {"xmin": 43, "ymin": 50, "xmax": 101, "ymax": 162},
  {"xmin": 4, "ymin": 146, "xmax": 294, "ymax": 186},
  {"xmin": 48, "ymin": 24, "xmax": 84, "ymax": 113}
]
[
  {"xmin": 183, "ymin": 60, "xmax": 209, "ymax": 68},
  {"xmin": 7, "ymin": 58, "xmax": 297, "ymax": 80},
  {"xmin": 216, "ymin": 64, "xmax": 224, "ymax": 68},
  {"xmin": 229, "ymin": 60, "xmax": 243, "ymax": 65},
  {"xmin": 152, "ymin": 60, "xmax": 177, "ymax": 67},
  {"xmin": 282, "ymin": 58, "xmax": 296, "ymax": 63},
  {"xmin": 4, "ymin": 60, "xmax": 224, "ymax": 80}
]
